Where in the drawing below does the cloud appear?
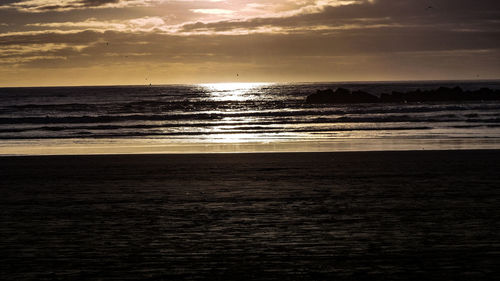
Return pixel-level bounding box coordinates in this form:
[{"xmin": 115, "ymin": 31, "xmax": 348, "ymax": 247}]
[
  {"xmin": 1, "ymin": 25, "xmax": 498, "ymax": 65},
  {"xmin": 191, "ymin": 9, "xmax": 234, "ymax": 15},
  {"xmin": 0, "ymin": 0, "xmax": 158, "ymax": 13},
  {"xmin": 26, "ymin": 17, "xmax": 169, "ymax": 32},
  {"xmin": 178, "ymin": 0, "xmax": 500, "ymax": 35},
  {"xmin": 0, "ymin": 0, "xmax": 363, "ymax": 15},
  {"xmin": 0, "ymin": 43, "xmax": 86, "ymax": 65}
]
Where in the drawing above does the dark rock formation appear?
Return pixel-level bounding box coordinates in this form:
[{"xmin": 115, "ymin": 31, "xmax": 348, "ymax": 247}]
[
  {"xmin": 306, "ymin": 86, "xmax": 500, "ymax": 104},
  {"xmin": 351, "ymin": 90, "xmax": 379, "ymax": 103},
  {"xmin": 305, "ymin": 89, "xmax": 335, "ymax": 104},
  {"xmin": 306, "ymin": 88, "xmax": 378, "ymax": 104}
]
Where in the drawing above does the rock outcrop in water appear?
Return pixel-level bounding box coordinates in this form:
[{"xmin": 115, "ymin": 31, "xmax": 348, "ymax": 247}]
[
  {"xmin": 306, "ymin": 88, "xmax": 379, "ymax": 104},
  {"xmin": 306, "ymin": 86, "xmax": 500, "ymax": 104}
]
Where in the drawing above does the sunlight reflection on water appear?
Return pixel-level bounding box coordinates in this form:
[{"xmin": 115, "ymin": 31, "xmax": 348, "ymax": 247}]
[{"xmin": 199, "ymin": 82, "xmax": 271, "ymax": 101}]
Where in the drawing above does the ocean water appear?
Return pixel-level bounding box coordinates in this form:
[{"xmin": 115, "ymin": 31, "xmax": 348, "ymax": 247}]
[{"xmin": 1, "ymin": 81, "xmax": 500, "ymax": 154}]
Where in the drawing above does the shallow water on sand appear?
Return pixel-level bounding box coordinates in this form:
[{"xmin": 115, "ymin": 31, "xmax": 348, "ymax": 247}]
[{"xmin": 1, "ymin": 151, "xmax": 499, "ymax": 280}]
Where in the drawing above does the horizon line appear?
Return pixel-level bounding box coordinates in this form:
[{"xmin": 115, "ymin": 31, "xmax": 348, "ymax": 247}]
[{"xmin": 1, "ymin": 78, "xmax": 500, "ymax": 89}]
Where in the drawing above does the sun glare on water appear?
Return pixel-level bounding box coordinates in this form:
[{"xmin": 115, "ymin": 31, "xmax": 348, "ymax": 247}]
[
  {"xmin": 199, "ymin": 82, "xmax": 270, "ymax": 101},
  {"xmin": 197, "ymin": 82, "xmax": 272, "ymax": 143}
]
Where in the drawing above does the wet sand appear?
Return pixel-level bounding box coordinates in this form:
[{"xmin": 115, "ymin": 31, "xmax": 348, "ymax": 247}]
[{"xmin": 1, "ymin": 150, "xmax": 499, "ymax": 280}]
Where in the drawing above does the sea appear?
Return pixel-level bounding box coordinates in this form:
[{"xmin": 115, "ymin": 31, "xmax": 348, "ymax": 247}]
[{"xmin": 1, "ymin": 81, "xmax": 500, "ymax": 154}]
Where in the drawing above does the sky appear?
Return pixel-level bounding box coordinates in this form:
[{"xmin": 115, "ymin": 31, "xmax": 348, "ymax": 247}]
[{"xmin": 0, "ymin": 0, "xmax": 499, "ymax": 86}]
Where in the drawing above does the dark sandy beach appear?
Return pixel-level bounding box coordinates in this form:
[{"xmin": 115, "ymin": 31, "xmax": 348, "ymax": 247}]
[{"xmin": 1, "ymin": 150, "xmax": 499, "ymax": 280}]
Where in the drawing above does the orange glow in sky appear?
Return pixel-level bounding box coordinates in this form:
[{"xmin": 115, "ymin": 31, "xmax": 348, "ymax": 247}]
[{"xmin": 0, "ymin": 0, "xmax": 499, "ymax": 86}]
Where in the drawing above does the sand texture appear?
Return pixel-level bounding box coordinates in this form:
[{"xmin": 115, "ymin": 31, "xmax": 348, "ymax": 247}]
[{"xmin": 1, "ymin": 150, "xmax": 499, "ymax": 280}]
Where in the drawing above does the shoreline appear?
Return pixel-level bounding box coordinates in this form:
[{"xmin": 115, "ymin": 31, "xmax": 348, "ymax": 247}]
[
  {"xmin": 1, "ymin": 147, "xmax": 500, "ymax": 158},
  {"xmin": 1, "ymin": 137, "xmax": 500, "ymax": 156}
]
